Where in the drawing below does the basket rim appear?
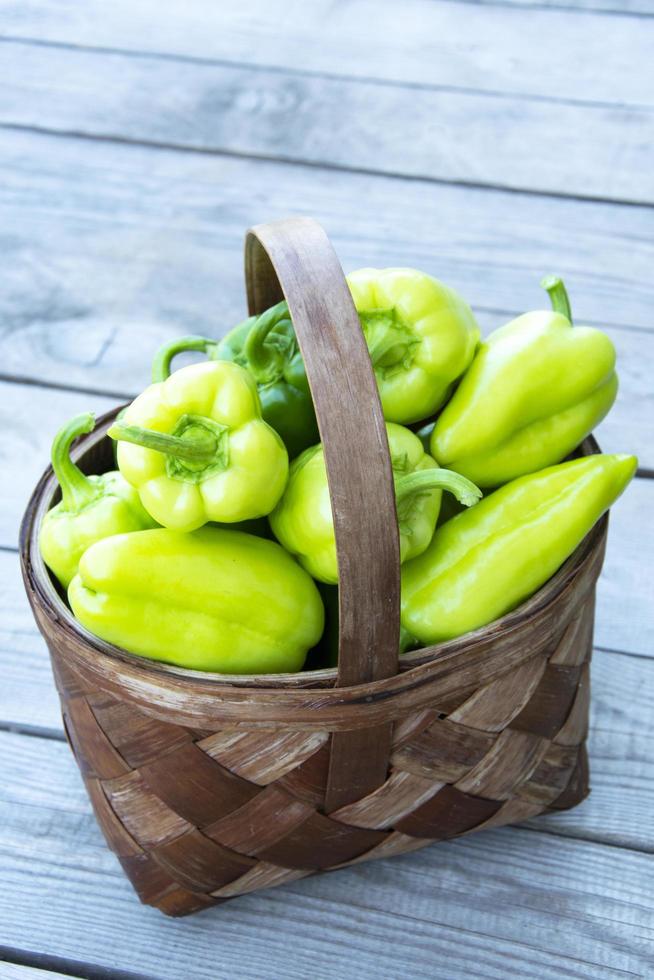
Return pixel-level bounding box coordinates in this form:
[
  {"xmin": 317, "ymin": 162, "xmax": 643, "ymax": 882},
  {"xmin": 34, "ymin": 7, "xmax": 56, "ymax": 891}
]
[{"xmin": 20, "ymin": 406, "xmax": 605, "ymax": 697}]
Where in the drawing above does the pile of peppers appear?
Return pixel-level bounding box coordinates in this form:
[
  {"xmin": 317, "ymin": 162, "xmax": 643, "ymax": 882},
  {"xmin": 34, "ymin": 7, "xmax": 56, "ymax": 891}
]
[{"xmin": 39, "ymin": 268, "xmax": 636, "ymax": 674}]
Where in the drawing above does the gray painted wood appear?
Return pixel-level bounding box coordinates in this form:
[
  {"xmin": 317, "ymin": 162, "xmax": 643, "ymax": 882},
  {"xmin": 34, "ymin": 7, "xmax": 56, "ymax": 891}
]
[
  {"xmin": 0, "ymin": 968, "xmax": 73, "ymax": 980},
  {"xmin": 470, "ymin": 1, "xmax": 652, "ymax": 13},
  {"xmin": 1, "ymin": 133, "xmax": 653, "ymax": 407},
  {"xmin": 0, "ymin": 729, "xmax": 652, "ymax": 979},
  {"xmin": 2, "ymin": 0, "xmax": 652, "ymax": 105},
  {"xmin": 1, "ymin": 40, "xmax": 653, "ymax": 203},
  {"xmin": 0, "ymin": 967, "xmax": 74, "ymax": 980},
  {"xmin": 0, "ymin": 0, "xmax": 651, "ymax": 974}
]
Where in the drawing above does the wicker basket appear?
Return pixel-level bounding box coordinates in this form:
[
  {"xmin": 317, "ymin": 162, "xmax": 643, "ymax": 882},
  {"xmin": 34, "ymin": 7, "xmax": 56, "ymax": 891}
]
[{"xmin": 20, "ymin": 218, "xmax": 607, "ymax": 917}]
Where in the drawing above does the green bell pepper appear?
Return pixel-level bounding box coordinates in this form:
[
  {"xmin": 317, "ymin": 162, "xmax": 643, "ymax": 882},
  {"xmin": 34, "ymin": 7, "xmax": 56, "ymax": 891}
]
[
  {"xmin": 402, "ymin": 453, "xmax": 636, "ymax": 644},
  {"xmin": 109, "ymin": 359, "xmax": 288, "ymax": 532},
  {"xmin": 430, "ymin": 277, "xmax": 618, "ymax": 487},
  {"xmin": 151, "ymin": 301, "xmax": 319, "ymax": 459},
  {"xmin": 270, "ymin": 422, "xmax": 481, "ymax": 585},
  {"xmin": 69, "ymin": 527, "xmax": 324, "ymax": 673},
  {"xmin": 347, "ymin": 267, "xmax": 480, "ymax": 424},
  {"xmin": 39, "ymin": 413, "xmax": 157, "ymax": 588}
]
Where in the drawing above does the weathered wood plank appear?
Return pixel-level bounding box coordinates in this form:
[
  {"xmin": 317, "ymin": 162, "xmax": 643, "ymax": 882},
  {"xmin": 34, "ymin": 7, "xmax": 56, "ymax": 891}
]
[
  {"xmin": 1, "ymin": 130, "xmax": 653, "ymax": 413},
  {"xmin": 1, "ymin": 0, "xmax": 652, "ymax": 105},
  {"xmin": 0, "ymin": 728, "xmax": 652, "ymax": 978},
  {"xmin": 0, "ymin": 965, "xmax": 75, "ymax": 980},
  {"xmin": 470, "ymin": 1, "xmax": 652, "ymax": 13},
  {"xmin": 1, "ymin": 41, "xmax": 652, "ymax": 203}
]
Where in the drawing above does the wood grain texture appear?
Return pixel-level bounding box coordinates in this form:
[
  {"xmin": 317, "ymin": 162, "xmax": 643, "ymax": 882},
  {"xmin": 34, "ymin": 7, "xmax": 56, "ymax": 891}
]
[
  {"xmin": 2, "ymin": 0, "xmax": 652, "ymax": 104},
  {"xmin": 0, "ymin": 966, "xmax": 75, "ymax": 980},
  {"xmin": 245, "ymin": 218, "xmax": 400, "ymax": 806},
  {"xmin": 0, "ymin": 731, "xmax": 652, "ymax": 978},
  {"xmin": 1, "ymin": 129, "xmax": 653, "ymax": 344},
  {"xmin": 1, "ymin": 40, "xmax": 652, "ymax": 202},
  {"xmin": 468, "ymin": 0, "xmax": 652, "ymax": 13}
]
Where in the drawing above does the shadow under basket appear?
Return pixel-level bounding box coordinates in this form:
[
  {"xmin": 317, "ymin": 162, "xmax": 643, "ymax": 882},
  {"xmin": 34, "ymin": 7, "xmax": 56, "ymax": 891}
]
[{"xmin": 20, "ymin": 218, "xmax": 607, "ymax": 917}]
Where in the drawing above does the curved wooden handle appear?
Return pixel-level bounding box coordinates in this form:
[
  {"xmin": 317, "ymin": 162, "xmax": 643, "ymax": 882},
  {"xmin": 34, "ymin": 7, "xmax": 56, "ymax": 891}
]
[{"xmin": 245, "ymin": 218, "xmax": 400, "ymax": 808}]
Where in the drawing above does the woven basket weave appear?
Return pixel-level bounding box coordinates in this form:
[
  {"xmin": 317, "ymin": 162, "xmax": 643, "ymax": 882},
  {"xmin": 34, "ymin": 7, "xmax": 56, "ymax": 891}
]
[{"xmin": 20, "ymin": 218, "xmax": 606, "ymax": 916}]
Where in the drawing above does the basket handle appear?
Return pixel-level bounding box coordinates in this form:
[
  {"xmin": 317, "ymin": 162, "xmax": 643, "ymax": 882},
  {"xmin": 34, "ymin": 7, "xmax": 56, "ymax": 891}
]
[{"xmin": 245, "ymin": 218, "xmax": 400, "ymax": 809}]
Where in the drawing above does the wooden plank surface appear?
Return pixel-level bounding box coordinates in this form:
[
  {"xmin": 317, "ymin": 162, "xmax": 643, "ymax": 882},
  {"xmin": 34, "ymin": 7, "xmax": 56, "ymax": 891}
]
[
  {"xmin": 2, "ymin": 0, "xmax": 652, "ymax": 105},
  {"xmin": 0, "ymin": 966, "xmax": 77, "ymax": 980},
  {"xmin": 0, "ymin": 729, "xmax": 652, "ymax": 979},
  {"xmin": 1, "ymin": 0, "xmax": 652, "ymax": 976},
  {"xmin": 0, "ymin": 131, "xmax": 653, "ymax": 397},
  {"xmin": 470, "ymin": 1, "xmax": 652, "ymax": 13},
  {"xmin": 1, "ymin": 40, "xmax": 652, "ymax": 203}
]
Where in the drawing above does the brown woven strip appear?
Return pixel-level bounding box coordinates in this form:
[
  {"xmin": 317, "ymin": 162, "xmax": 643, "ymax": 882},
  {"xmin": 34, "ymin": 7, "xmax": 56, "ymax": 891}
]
[
  {"xmin": 84, "ymin": 777, "xmax": 142, "ymax": 858},
  {"xmin": 199, "ymin": 729, "xmax": 329, "ymax": 784},
  {"xmin": 103, "ymin": 770, "xmax": 194, "ymax": 849},
  {"xmin": 211, "ymin": 862, "xmax": 311, "ymax": 899},
  {"xmin": 395, "ymin": 785, "xmax": 502, "ymax": 838},
  {"xmin": 454, "ymin": 729, "xmax": 549, "ymax": 800},
  {"xmin": 448, "ymin": 656, "xmax": 547, "ymax": 733},
  {"xmin": 117, "ymin": 853, "xmax": 182, "ymax": 907},
  {"xmin": 256, "ymin": 812, "xmax": 387, "ymax": 870},
  {"xmin": 64, "ymin": 698, "xmax": 130, "ymax": 779},
  {"xmin": 554, "ymin": 665, "xmax": 590, "ymax": 747},
  {"xmin": 276, "ymin": 743, "xmax": 331, "ymax": 807},
  {"xmin": 204, "ymin": 785, "xmax": 315, "ymax": 855},
  {"xmin": 152, "ymin": 829, "xmax": 256, "ymax": 893},
  {"xmin": 139, "ymin": 742, "xmax": 260, "ymax": 827},
  {"xmin": 333, "ymin": 831, "xmax": 432, "ymax": 869},
  {"xmin": 549, "ymin": 744, "xmax": 590, "ymax": 811},
  {"xmin": 549, "ymin": 597, "xmax": 595, "ymax": 667},
  {"xmin": 391, "ymin": 719, "xmax": 495, "ymax": 782},
  {"xmin": 510, "ymin": 665, "xmax": 583, "ymax": 739},
  {"xmin": 329, "ymin": 769, "xmax": 443, "ymax": 830},
  {"xmin": 516, "ymin": 743, "xmax": 579, "ymax": 805},
  {"xmin": 87, "ymin": 694, "xmax": 191, "ymax": 768}
]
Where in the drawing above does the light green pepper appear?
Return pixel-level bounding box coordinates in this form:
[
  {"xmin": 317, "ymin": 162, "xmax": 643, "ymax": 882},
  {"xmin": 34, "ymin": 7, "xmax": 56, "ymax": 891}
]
[
  {"xmin": 69, "ymin": 527, "xmax": 324, "ymax": 673},
  {"xmin": 347, "ymin": 267, "xmax": 480, "ymax": 424},
  {"xmin": 109, "ymin": 360, "xmax": 289, "ymax": 532},
  {"xmin": 270, "ymin": 423, "xmax": 480, "ymax": 585},
  {"xmin": 402, "ymin": 453, "xmax": 636, "ymax": 644},
  {"xmin": 39, "ymin": 413, "xmax": 157, "ymax": 588},
  {"xmin": 430, "ymin": 278, "xmax": 618, "ymax": 487}
]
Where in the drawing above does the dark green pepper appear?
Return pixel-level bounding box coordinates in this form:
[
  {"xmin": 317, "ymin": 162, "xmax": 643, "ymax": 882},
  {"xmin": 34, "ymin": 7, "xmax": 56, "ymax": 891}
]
[{"xmin": 151, "ymin": 302, "xmax": 319, "ymax": 459}]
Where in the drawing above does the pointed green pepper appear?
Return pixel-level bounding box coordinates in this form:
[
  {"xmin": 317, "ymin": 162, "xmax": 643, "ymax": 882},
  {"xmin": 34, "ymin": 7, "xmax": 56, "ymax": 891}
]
[
  {"xmin": 270, "ymin": 422, "xmax": 481, "ymax": 585},
  {"xmin": 39, "ymin": 413, "xmax": 157, "ymax": 588},
  {"xmin": 401, "ymin": 453, "xmax": 637, "ymax": 644},
  {"xmin": 430, "ymin": 277, "xmax": 618, "ymax": 487},
  {"xmin": 68, "ymin": 527, "xmax": 325, "ymax": 673}
]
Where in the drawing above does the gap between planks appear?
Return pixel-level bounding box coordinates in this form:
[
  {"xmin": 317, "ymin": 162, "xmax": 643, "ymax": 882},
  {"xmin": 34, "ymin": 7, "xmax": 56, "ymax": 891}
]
[{"xmin": 0, "ymin": 944, "xmax": 155, "ymax": 980}]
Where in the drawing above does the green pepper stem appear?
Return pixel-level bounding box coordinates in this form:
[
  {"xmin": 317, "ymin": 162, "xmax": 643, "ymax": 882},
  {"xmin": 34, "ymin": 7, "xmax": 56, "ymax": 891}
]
[
  {"xmin": 151, "ymin": 335, "xmax": 217, "ymax": 383},
  {"xmin": 243, "ymin": 301, "xmax": 292, "ymax": 383},
  {"xmin": 541, "ymin": 276, "xmax": 573, "ymax": 323},
  {"xmin": 358, "ymin": 308, "xmax": 418, "ymax": 369},
  {"xmin": 108, "ymin": 421, "xmax": 218, "ymax": 463},
  {"xmin": 395, "ymin": 468, "xmax": 482, "ymax": 510},
  {"xmin": 51, "ymin": 413, "xmax": 100, "ymax": 512}
]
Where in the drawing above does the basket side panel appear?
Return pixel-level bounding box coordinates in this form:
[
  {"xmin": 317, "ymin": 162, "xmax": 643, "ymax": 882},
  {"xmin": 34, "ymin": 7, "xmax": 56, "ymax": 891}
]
[{"xmin": 48, "ymin": 589, "xmax": 595, "ymax": 916}]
